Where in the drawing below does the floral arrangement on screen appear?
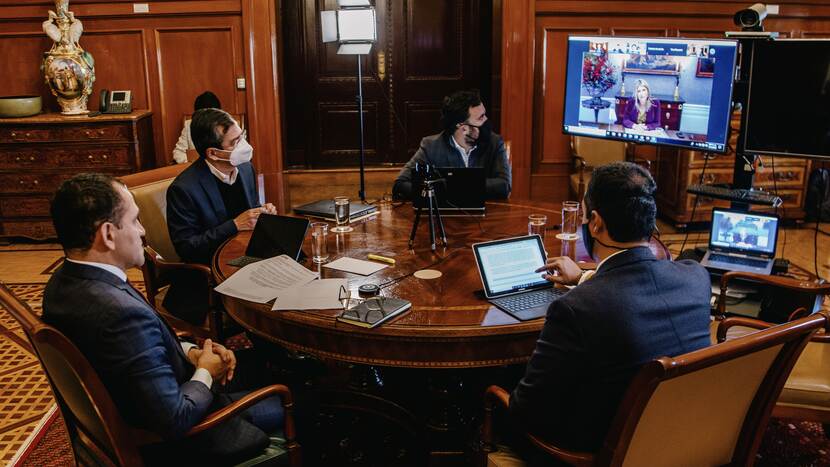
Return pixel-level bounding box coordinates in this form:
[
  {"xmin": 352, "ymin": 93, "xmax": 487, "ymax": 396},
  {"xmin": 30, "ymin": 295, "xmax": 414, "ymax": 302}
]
[{"xmin": 582, "ymin": 52, "xmax": 617, "ymax": 99}]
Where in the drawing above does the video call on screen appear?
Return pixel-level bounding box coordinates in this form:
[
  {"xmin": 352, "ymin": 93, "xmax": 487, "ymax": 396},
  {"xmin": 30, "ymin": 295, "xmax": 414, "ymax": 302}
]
[
  {"xmin": 710, "ymin": 211, "xmax": 777, "ymax": 254},
  {"xmin": 562, "ymin": 36, "xmax": 738, "ymax": 153}
]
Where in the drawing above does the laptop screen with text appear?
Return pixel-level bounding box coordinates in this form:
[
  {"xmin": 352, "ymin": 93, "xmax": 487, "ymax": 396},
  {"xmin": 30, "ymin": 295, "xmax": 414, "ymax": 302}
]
[
  {"xmin": 709, "ymin": 209, "xmax": 778, "ymax": 257},
  {"xmin": 473, "ymin": 235, "xmax": 549, "ymax": 297}
]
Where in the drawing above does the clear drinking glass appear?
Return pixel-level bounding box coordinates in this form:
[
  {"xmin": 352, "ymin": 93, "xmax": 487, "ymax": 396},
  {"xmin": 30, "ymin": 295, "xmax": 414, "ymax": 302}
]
[
  {"xmin": 331, "ymin": 196, "xmax": 354, "ymax": 233},
  {"xmin": 311, "ymin": 222, "xmax": 329, "ymax": 263},
  {"xmin": 528, "ymin": 214, "xmax": 547, "ymax": 240},
  {"xmin": 560, "ymin": 201, "xmax": 580, "ymax": 240}
]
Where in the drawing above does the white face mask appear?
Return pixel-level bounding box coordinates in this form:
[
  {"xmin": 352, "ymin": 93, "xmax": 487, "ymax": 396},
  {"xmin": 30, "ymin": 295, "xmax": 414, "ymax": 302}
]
[{"xmin": 211, "ymin": 139, "xmax": 253, "ymax": 167}]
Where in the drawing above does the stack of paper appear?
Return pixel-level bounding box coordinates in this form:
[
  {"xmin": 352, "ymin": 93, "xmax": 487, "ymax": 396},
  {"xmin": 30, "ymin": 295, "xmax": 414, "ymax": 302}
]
[{"xmin": 214, "ymin": 254, "xmax": 318, "ymax": 303}]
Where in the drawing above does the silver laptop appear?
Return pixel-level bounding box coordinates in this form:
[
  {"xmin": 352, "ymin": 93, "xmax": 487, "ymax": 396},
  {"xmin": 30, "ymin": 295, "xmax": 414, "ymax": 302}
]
[
  {"xmin": 472, "ymin": 235, "xmax": 565, "ymax": 321},
  {"xmin": 700, "ymin": 208, "xmax": 779, "ymax": 275}
]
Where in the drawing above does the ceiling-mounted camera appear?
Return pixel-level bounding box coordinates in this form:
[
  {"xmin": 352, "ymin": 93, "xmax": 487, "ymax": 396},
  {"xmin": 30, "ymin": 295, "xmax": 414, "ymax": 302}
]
[{"xmin": 734, "ymin": 3, "xmax": 767, "ymax": 31}]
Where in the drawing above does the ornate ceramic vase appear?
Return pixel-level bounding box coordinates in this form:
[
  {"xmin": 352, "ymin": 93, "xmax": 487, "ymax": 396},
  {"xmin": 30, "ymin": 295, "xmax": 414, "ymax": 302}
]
[{"xmin": 41, "ymin": 0, "xmax": 95, "ymax": 115}]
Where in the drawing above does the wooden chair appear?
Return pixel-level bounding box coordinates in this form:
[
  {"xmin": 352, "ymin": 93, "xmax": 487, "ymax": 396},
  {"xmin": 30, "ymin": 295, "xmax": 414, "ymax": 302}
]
[
  {"xmin": 481, "ymin": 311, "xmax": 829, "ymax": 467},
  {"xmin": 569, "ymin": 136, "xmax": 630, "ymax": 200},
  {"xmin": 0, "ymin": 282, "xmax": 300, "ymax": 467},
  {"xmin": 715, "ymin": 271, "xmax": 830, "ymax": 429},
  {"xmin": 120, "ymin": 164, "xmax": 225, "ymax": 341}
]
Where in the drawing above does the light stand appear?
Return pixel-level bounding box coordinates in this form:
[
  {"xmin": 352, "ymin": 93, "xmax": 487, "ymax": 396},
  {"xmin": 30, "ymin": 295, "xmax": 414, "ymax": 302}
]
[{"xmin": 321, "ymin": 0, "xmax": 377, "ymax": 202}]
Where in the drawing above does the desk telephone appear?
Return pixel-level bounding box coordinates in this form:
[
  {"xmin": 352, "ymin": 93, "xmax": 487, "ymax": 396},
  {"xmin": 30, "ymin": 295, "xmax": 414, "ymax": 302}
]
[{"xmin": 99, "ymin": 89, "xmax": 132, "ymax": 114}]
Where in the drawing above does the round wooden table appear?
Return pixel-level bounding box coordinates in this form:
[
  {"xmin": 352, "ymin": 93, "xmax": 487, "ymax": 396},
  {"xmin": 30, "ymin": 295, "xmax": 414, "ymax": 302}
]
[{"xmin": 213, "ymin": 200, "xmax": 576, "ymax": 368}]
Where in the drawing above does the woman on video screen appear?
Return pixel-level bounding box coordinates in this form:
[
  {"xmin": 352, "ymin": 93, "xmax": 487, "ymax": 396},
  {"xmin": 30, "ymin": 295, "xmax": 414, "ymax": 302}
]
[{"xmin": 622, "ymin": 79, "xmax": 661, "ymax": 131}]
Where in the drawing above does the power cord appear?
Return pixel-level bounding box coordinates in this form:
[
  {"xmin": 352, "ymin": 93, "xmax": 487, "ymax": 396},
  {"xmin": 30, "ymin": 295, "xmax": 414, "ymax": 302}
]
[{"xmin": 679, "ymin": 151, "xmax": 710, "ymax": 255}]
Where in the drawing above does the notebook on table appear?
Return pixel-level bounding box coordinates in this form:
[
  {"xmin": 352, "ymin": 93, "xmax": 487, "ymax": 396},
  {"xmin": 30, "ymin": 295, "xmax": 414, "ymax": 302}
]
[
  {"xmin": 228, "ymin": 215, "xmax": 309, "ymax": 267},
  {"xmin": 700, "ymin": 208, "xmax": 779, "ymax": 275},
  {"xmin": 412, "ymin": 166, "xmax": 486, "ymax": 216},
  {"xmin": 472, "ymin": 235, "xmax": 566, "ymax": 321},
  {"xmin": 293, "ymin": 199, "xmax": 378, "ymax": 222}
]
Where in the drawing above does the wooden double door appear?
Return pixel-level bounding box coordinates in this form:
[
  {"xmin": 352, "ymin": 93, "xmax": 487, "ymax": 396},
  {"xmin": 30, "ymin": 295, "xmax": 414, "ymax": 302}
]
[{"xmin": 281, "ymin": 0, "xmax": 496, "ymax": 169}]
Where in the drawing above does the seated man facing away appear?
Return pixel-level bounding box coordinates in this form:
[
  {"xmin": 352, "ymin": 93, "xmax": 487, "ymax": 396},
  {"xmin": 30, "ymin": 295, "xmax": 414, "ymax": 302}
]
[
  {"xmin": 392, "ymin": 89, "xmax": 511, "ymax": 200},
  {"xmin": 43, "ymin": 173, "xmax": 285, "ymax": 464},
  {"xmin": 166, "ymin": 108, "xmax": 276, "ymax": 325},
  {"xmin": 509, "ymin": 162, "xmax": 711, "ymax": 454}
]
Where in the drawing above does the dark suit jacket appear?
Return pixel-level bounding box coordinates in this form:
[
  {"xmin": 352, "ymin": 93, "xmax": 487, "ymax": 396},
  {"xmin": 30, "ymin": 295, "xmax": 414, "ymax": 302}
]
[
  {"xmin": 392, "ymin": 131, "xmax": 512, "ymax": 200},
  {"xmin": 42, "ymin": 261, "xmax": 213, "ymax": 438},
  {"xmin": 165, "ymin": 158, "xmax": 258, "ymax": 323},
  {"xmin": 509, "ymin": 247, "xmax": 711, "ymax": 451}
]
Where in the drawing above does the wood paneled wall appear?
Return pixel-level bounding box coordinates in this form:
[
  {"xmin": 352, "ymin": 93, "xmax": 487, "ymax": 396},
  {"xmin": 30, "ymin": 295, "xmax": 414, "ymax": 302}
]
[
  {"xmin": 1, "ymin": 0, "xmax": 286, "ymax": 209},
  {"xmin": 501, "ymin": 0, "xmax": 830, "ymax": 203}
]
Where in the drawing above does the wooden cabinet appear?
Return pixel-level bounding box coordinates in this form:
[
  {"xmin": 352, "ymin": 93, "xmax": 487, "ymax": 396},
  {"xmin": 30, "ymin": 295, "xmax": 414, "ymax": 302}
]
[
  {"xmin": 0, "ymin": 111, "xmax": 154, "ymax": 239},
  {"xmin": 652, "ymin": 116, "xmax": 809, "ymax": 226}
]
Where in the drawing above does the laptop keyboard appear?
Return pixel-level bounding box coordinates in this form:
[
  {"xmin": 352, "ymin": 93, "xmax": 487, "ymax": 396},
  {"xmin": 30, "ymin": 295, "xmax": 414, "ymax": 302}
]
[
  {"xmin": 709, "ymin": 253, "xmax": 769, "ymax": 268},
  {"xmin": 491, "ymin": 288, "xmax": 566, "ymax": 320}
]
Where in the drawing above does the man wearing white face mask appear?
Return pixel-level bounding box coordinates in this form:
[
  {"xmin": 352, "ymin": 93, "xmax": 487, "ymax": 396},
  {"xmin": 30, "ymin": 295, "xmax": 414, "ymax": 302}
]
[{"xmin": 166, "ymin": 108, "xmax": 277, "ymax": 325}]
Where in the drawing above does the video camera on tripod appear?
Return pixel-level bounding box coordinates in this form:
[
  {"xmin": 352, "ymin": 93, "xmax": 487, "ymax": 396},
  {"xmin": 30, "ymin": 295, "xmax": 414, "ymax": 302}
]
[{"xmin": 409, "ymin": 162, "xmax": 448, "ymax": 251}]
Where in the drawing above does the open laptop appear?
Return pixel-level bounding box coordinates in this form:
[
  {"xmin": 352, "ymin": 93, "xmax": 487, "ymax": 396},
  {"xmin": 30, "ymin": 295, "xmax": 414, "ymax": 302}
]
[
  {"xmin": 228, "ymin": 215, "xmax": 310, "ymax": 267},
  {"xmin": 412, "ymin": 167, "xmax": 486, "ymax": 216},
  {"xmin": 700, "ymin": 208, "xmax": 779, "ymax": 275},
  {"xmin": 472, "ymin": 235, "xmax": 566, "ymax": 321}
]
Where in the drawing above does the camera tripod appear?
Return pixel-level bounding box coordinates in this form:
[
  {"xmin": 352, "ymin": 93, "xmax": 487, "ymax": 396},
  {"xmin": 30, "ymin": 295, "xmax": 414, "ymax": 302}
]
[{"xmin": 409, "ymin": 179, "xmax": 448, "ymax": 251}]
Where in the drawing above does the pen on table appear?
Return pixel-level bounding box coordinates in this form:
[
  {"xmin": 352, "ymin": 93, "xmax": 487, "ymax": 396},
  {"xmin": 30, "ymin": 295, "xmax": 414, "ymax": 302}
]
[{"xmin": 368, "ymin": 254, "xmax": 396, "ymax": 265}]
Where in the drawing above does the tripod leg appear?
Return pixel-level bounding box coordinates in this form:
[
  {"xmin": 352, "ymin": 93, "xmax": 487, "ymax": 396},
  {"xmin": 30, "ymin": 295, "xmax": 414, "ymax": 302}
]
[
  {"xmin": 434, "ymin": 204, "xmax": 448, "ymax": 247},
  {"xmin": 409, "ymin": 207, "xmax": 422, "ymax": 248},
  {"xmin": 427, "ymin": 192, "xmax": 437, "ymax": 251}
]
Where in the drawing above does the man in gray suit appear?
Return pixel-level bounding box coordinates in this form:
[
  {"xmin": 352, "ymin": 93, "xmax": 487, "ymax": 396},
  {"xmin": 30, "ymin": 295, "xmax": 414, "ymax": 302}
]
[{"xmin": 393, "ymin": 89, "xmax": 512, "ymax": 200}]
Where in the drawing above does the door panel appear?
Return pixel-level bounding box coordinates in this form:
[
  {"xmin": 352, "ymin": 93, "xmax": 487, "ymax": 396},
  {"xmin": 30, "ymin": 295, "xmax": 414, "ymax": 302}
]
[{"xmin": 282, "ymin": 0, "xmax": 492, "ymax": 168}]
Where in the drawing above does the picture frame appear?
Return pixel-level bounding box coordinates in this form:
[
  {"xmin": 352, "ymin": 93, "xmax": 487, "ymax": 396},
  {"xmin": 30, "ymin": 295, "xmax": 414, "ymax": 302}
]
[
  {"xmin": 622, "ymin": 54, "xmax": 679, "ymax": 76},
  {"xmin": 696, "ymin": 57, "xmax": 715, "ymax": 78}
]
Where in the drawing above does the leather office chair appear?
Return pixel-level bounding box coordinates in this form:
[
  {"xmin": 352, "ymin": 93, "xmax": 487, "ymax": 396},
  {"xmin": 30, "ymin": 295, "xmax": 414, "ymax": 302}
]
[
  {"xmin": 121, "ymin": 164, "xmax": 225, "ymax": 341},
  {"xmin": 481, "ymin": 311, "xmax": 829, "ymax": 467},
  {"xmin": 0, "ymin": 282, "xmax": 300, "ymax": 467},
  {"xmin": 715, "ymin": 271, "xmax": 830, "ymax": 431}
]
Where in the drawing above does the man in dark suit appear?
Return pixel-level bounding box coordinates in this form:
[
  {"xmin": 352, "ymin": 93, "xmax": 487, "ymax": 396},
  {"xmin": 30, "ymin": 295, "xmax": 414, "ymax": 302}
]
[
  {"xmin": 43, "ymin": 173, "xmax": 284, "ymax": 464},
  {"xmin": 166, "ymin": 108, "xmax": 276, "ymax": 324},
  {"xmin": 392, "ymin": 89, "xmax": 512, "ymax": 200},
  {"xmin": 509, "ymin": 162, "xmax": 711, "ymax": 455}
]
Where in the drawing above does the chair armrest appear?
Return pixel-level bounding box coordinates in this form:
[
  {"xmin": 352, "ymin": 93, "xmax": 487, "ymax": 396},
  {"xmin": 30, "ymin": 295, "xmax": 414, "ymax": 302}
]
[
  {"xmin": 716, "ymin": 271, "xmax": 830, "ymax": 318},
  {"xmin": 716, "ymin": 316, "xmax": 775, "ymax": 343},
  {"xmin": 481, "ymin": 385, "xmax": 594, "ymax": 467},
  {"xmin": 186, "ymin": 384, "xmax": 296, "ymax": 439},
  {"xmin": 144, "ymin": 246, "xmax": 213, "ymax": 281}
]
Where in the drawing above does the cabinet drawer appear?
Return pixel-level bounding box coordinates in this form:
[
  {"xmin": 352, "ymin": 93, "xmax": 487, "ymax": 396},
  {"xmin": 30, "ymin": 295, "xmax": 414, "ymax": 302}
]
[
  {"xmin": 0, "ymin": 124, "xmax": 130, "ymax": 143},
  {"xmin": 0, "ymin": 220, "xmax": 55, "ymax": 239},
  {"xmin": 688, "ymin": 168, "xmax": 734, "ymax": 186},
  {"xmin": 0, "ymin": 196, "xmax": 51, "ymax": 218},
  {"xmin": 754, "ymin": 167, "xmax": 806, "ymax": 187},
  {"xmin": 0, "ymin": 146, "xmax": 131, "ymax": 169},
  {"xmin": 0, "ymin": 173, "xmax": 70, "ymax": 194}
]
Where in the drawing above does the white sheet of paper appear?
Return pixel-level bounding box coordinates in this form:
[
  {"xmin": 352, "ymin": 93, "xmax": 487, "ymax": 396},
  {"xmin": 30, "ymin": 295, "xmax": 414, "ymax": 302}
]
[
  {"xmin": 215, "ymin": 254, "xmax": 318, "ymax": 303},
  {"xmin": 272, "ymin": 278, "xmax": 348, "ymax": 311},
  {"xmin": 323, "ymin": 257, "xmax": 388, "ymax": 276}
]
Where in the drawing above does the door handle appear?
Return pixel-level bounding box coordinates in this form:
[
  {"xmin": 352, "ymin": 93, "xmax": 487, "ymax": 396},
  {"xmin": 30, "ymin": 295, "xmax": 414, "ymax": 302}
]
[{"xmin": 377, "ymin": 50, "xmax": 386, "ymax": 81}]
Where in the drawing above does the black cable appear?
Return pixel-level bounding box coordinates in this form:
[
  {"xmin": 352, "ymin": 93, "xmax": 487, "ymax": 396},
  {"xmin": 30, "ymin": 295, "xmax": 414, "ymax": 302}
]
[
  {"xmin": 815, "ymin": 182, "xmax": 823, "ymax": 280},
  {"xmin": 364, "ymin": 58, "xmax": 409, "ymax": 146},
  {"xmin": 769, "ymin": 155, "xmax": 786, "ymax": 259},
  {"xmin": 679, "ymin": 152, "xmax": 709, "ymax": 255}
]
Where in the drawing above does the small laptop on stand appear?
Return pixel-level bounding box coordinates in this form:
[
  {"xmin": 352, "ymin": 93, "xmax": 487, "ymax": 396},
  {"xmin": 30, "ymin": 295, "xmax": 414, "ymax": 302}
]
[
  {"xmin": 700, "ymin": 208, "xmax": 779, "ymax": 275},
  {"xmin": 412, "ymin": 167, "xmax": 486, "ymax": 216},
  {"xmin": 472, "ymin": 235, "xmax": 566, "ymax": 321}
]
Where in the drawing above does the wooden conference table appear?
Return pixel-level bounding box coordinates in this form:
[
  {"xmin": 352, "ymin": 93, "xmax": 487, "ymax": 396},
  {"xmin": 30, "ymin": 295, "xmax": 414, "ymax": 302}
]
[{"xmin": 213, "ymin": 199, "xmax": 576, "ymax": 369}]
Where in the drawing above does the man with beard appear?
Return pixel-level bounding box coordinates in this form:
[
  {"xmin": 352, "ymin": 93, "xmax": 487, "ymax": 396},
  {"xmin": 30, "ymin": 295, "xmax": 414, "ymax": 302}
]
[{"xmin": 392, "ymin": 89, "xmax": 511, "ymax": 200}]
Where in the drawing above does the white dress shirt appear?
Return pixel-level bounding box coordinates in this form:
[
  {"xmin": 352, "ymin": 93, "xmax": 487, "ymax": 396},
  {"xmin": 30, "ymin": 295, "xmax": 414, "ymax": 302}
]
[
  {"xmin": 205, "ymin": 159, "xmax": 239, "ymax": 186},
  {"xmin": 450, "ymin": 135, "xmax": 476, "ymax": 167},
  {"xmin": 64, "ymin": 258, "xmax": 212, "ymax": 388},
  {"xmin": 172, "ymin": 120, "xmax": 194, "ymax": 164}
]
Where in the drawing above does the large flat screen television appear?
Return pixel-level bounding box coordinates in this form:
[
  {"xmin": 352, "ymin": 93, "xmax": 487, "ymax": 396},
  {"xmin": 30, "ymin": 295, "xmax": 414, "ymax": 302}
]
[
  {"xmin": 562, "ymin": 36, "xmax": 739, "ymax": 153},
  {"xmin": 743, "ymin": 39, "xmax": 830, "ymax": 159}
]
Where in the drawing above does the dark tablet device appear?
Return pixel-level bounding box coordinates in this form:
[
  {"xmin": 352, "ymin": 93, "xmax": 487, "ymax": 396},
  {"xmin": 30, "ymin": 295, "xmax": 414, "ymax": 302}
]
[{"xmin": 244, "ymin": 214, "xmax": 310, "ymax": 261}]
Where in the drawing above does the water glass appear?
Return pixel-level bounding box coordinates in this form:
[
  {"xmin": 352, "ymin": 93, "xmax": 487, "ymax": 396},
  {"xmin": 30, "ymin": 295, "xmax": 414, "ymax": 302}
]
[
  {"xmin": 311, "ymin": 222, "xmax": 329, "ymax": 263},
  {"xmin": 560, "ymin": 201, "xmax": 580, "ymax": 240},
  {"xmin": 528, "ymin": 214, "xmax": 547, "ymax": 240},
  {"xmin": 331, "ymin": 196, "xmax": 354, "ymax": 233}
]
